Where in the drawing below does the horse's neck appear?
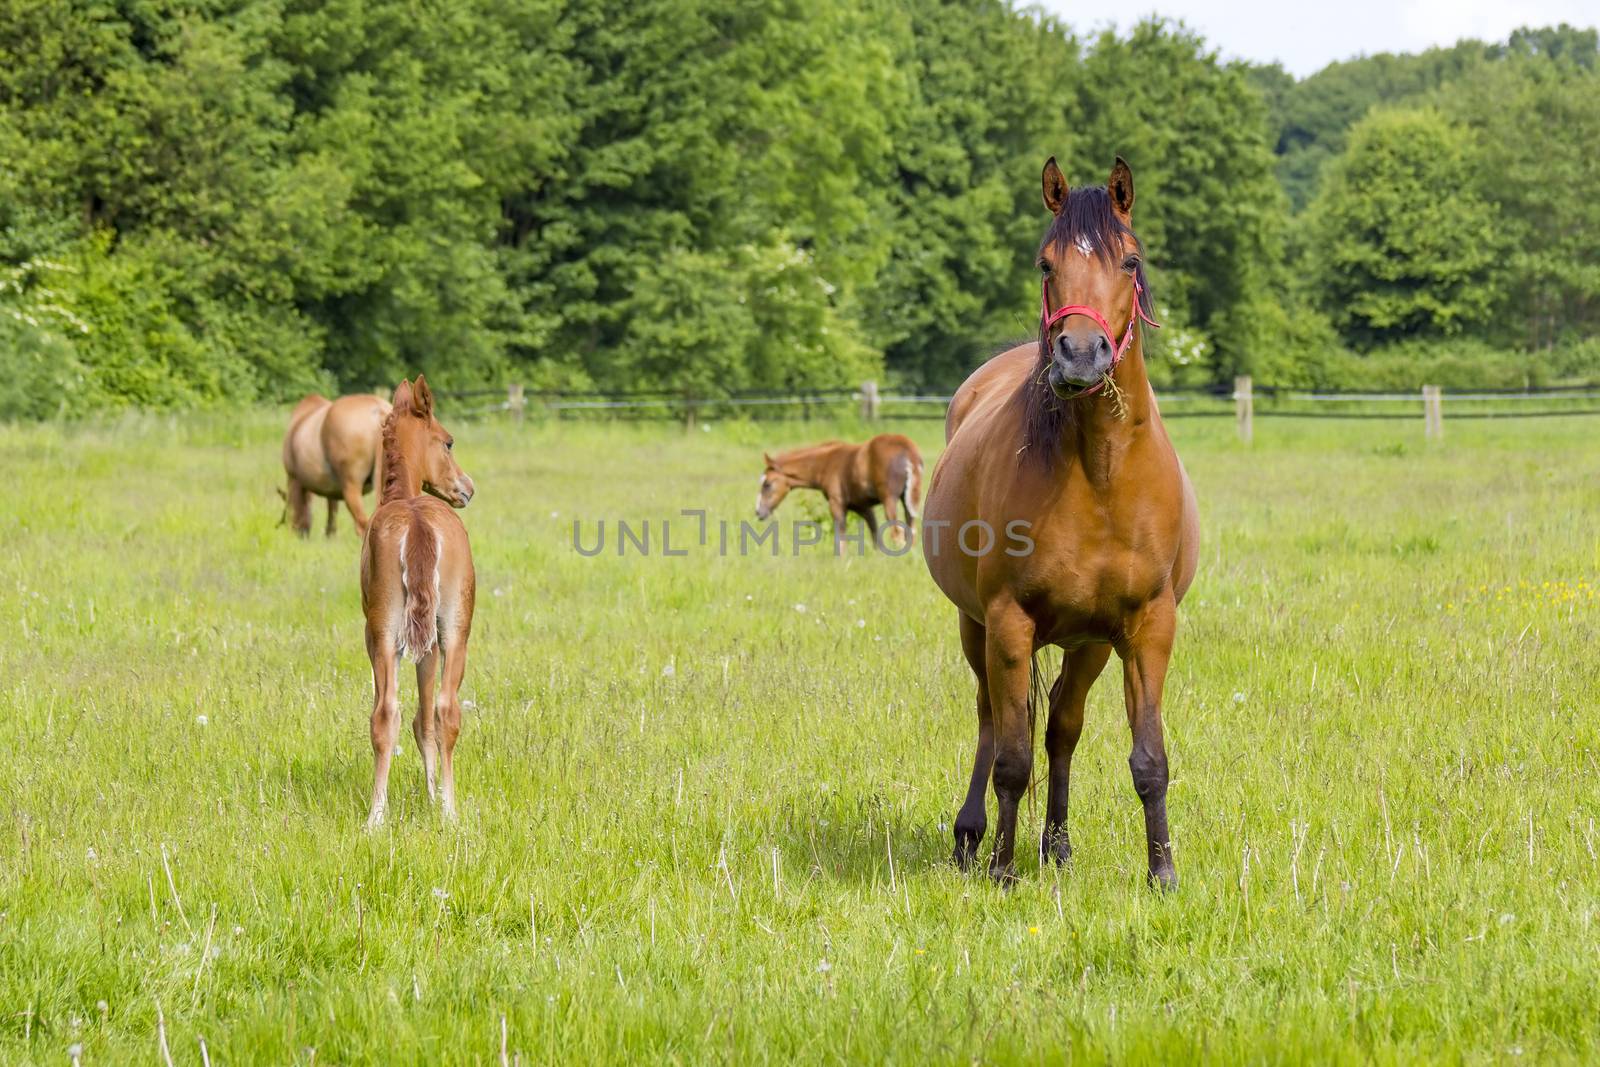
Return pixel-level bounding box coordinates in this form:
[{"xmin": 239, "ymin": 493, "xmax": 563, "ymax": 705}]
[
  {"xmin": 778, "ymin": 448, "xmax": 834, "ymax": 488},
  {"xmin": 1067, "ymin": 344, "xmax": 1156, "ymax": 474},
  {"xmin": 381, "ymin": 447, "xmax": 422, "ymax": 504}
]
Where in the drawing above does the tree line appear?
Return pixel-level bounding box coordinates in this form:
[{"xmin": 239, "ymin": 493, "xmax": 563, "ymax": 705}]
[{"xmin": 0, "ymin": 2, "xmax": 1596, "ymax": 418}]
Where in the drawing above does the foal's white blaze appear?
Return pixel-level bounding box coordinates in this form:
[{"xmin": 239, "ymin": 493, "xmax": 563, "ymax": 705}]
[{"xmin": 1075, "ymin": 236, "xmax": 1094, "ymax": 258}]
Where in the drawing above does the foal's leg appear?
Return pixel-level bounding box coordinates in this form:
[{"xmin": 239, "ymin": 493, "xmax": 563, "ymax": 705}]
[
  {"xmin": 985, "ymin": 601, "xmax": 1036, "ymax": 884},
  {"xmin": 365, "ymin": 627, "xmax": 402, "ymax": 828},
  {"xmin": 853, "ymin": 506, "xmax": 881, "ymax": 551},
  {"xmin": 325, "ymin": 497, "xmax": 339, "ymax": 538},
  {"xmin": 829, "ymin": 497, "xmax": 850, "ymax": 555},
  {"xmin": 880, "ymin": 494, "xmax": 902, "ymax": 548},
  {"xmin": 435, "ymin": 632, "xmax": 469, "ymax": 822},
  {"xmin": 1119, "ymin": 594, "xmax": 1179, "ymax": 889},
  {"xmin": 1042, "ymin": 643, "xmax": 1111, "ymax": 865},
  {"xmin": 952, "ymin": 612, "xmax": 992, "ymax": 870},
  {"xmin": 413, "ymin": 648, "xmax": 440, "ymax": 803}
]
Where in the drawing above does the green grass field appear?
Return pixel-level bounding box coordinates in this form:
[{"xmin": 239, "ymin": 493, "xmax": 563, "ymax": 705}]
[{"xmin": 4, "ymin": 409, "xmax": 1600, "ymax": 1064}]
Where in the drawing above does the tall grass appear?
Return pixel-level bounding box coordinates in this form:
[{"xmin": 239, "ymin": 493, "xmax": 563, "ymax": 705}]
[{"xmin": 3, "ymin": 410, "xmax": 1599, "ymax": 1063}]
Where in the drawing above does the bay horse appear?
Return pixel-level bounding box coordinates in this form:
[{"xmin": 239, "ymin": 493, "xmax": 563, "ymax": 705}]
[
  {"xmin": 922, "ymin": 157, "xmax": 1199, "ymax": 887},
  {"xmin": 282, "ymin": 392, "xmax": 391, "ymax": 537},
  {"xmin": 361, "ymin": 376, "xmax": 477, "ymax": 827},
  {"xmin": 756, "ymin": 435, "xmax": 923, "ymax": 548}
]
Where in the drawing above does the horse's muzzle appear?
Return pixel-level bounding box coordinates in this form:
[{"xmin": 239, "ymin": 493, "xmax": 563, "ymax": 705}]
[{"xmin": 1049, "ymin": 331, "xmax": 1114, "ymax": 394}]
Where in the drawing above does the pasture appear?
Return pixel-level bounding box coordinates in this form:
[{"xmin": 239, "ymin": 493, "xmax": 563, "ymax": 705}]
[{"xmin": 4, "ymin": 410, "xmax": 1600, "ymax": 1064}]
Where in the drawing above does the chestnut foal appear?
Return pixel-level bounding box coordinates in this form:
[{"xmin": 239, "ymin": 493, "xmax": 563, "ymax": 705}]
[
  {"xmin": 361, "ymin": 376, "xmax": 477, "ymax": 827},
  {"xmin": 755, "ymin": 434, "xmax": 924, "ymax": 548}
]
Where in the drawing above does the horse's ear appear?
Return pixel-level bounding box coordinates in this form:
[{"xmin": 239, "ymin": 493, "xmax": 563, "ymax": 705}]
[
  {"xmin": 1042, "ymin": 156, "xmax": 1068, "ymax": 216},
  {"xmin": 411, "ymin": 374, "xmax": 434, "ymax": 417},
  {"xmin": 763, "ymin": 452, "xmax": 774, "ymax": 469},
  {"xmin": 1108, "ymin": 156, "xmax": 1135, "ymax": 219},
  {"xmin": 393, "ymin": 378, "xmax": 414, "ymax": 414}
]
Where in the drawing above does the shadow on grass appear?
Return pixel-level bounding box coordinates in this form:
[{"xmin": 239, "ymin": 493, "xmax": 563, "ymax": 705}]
[{"xmin": 769, "ymin": 797, "xmax": 955, "ymax": 887}]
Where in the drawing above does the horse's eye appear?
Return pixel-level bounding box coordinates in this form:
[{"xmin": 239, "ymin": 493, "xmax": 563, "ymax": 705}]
[
  {"xmin": 1037, "ymin": 260, "xmax": 1052, "ymax": 276},
  {"xmin": 1122, "ymin": 255, "xmax": 1140, "ymax": 273},
  {"xmin": 445, "ymin": 439, "xmax": 453, "ymax": 451}
]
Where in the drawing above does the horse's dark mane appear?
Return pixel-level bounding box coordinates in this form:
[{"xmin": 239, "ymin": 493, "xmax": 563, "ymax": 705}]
[{"xmin": 1021, "ymin": 185, "xmax": 1155, "ymax": 467}]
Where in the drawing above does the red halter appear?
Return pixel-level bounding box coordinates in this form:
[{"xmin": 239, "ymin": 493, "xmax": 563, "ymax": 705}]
[{"xmin": 1041, "ymin": 272, "xmax": 1160, "ymax": 398}]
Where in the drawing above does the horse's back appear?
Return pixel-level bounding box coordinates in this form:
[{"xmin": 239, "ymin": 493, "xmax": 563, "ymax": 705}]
[
  {"xmin": 283, "ymin": 395, "xmax": 335, "ymax": 490},
  {"xmin": 362, "ymin": 496, "xmax": 474, "ymax": 632},
  {"xmin": 323, "ymin": 395, "xmax": 390, "ymax": 475},
  {"xmin": 864, "ymin": 432, "xmax": 922, "ymax": 474},
  {"xmin": 943, "ymin": 344, "xmax": 1035, "ymax": 445},
  {"xmin": 323, "ymin": 395, "xmax": 388, "ymax": 457},
  {"xmin": 929, "ymin": 344, "xmax": 1033, "ymax": 512}
]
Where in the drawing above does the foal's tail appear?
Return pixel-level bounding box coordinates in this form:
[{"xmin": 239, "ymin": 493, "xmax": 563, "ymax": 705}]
[
  {"xmin": 896, "ymin": 452, "xmax": 923, "ymax": 523},
  {"xmin": 397, "ymin": 509, "xmax": 439, "ymax": 661}
]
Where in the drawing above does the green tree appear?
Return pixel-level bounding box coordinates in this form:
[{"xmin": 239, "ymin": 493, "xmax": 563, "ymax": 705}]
[
  {"xmin": 1442, "ymin": 58, "xmax": 1600, "ymax": 349},
  {"xmin": 1070, "ymin": 20, "xmax": 1286, "ymax": 380},
  {"xmin": 1305, "ymin": 107, "xmax": 1503, "ymax": 347},
  {"xmin": 863, "ymin": 1, "xmax": 1075, "ymax": 389}
]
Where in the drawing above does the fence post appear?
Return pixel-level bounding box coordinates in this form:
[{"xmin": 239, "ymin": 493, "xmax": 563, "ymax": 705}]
[
  {"xmin": 1422, "ymin": 384, "xmax": 1443, "ymax": 439},
  {"xmin": 1234, "ymin": 375, "xmax": 1253, "ymax": 444},
  {"xmin": 508, "ymin": 383, "xmax": 526, "ymax": 424},
  {"xmin": 861, "ymin": 380, "xmax": 880, "ymax": 421}
]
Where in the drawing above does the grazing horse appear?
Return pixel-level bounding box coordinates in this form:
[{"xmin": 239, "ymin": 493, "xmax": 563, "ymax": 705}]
[
  {"xmin": 756, "ymin": 435, "xmax": 924, "ymax": 548},
  {"xmin": 922, "ymin": 157, "xmax": 1199, "ymax": 887},
  {"xmin": 282, "ymin": 393, "xmax": 391, "ymax": 537},
  {"xmin": 361, "ymin": 376, "xmax": 477, "ymax": 827}
]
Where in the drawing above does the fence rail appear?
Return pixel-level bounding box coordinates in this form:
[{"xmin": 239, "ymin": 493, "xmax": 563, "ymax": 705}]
[{"xmin": 426, "ymin": 377, "xmax": 1600, "ymax": 436}]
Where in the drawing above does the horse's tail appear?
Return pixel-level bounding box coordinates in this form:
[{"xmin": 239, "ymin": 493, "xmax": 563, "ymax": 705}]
[
  {"xmin": 1027, "ymin": 651, "xmax": 1049, "ymax": 802},
  {"xmin": 397, "ymin": 508, "xmax": 439, "ymax": 661},
  {"xmin": 899, "ymin": 452, "xmax": 923, "ymax": 521}
]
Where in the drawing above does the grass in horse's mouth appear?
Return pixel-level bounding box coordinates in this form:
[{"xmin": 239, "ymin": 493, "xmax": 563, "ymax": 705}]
[{"xmin": 1101, "ymin": 371, "xmax": 1130, "ymax": 421}]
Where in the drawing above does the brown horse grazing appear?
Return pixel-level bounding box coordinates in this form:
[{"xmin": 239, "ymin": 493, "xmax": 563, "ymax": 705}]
[
  {"xmin": 922, "ymin": 157, "xmax": 1199, "ymax": 888},
  {"xmin": 282, "ymin": 393, "xmax": 392, "ymax": 537},
  {"xmin": 360, "ymin": 376, "xmax": 476, "ymax": 828},
  {"xmin": 756, "ymin": 435, "xmax": 924, "ymax": 548}
]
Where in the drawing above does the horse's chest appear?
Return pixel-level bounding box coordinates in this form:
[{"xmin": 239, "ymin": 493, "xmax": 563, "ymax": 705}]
[{"xmin": 1014, "ymin": 514, "xmax": 1174, "ymax": 636}]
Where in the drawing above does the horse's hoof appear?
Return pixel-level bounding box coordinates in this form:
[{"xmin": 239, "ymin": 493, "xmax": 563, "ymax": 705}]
[
  {"xmin": 1040, "ymin": 832, "xmax": 1072, "ymax": 867},
  {"xmin": 1146, "ymin": 866, "xmax": 1178, "ymax": 892},
  {"xmin": 952, "ymin": 826, "xmax": 984, "ymax": 871},
  {"xmin": 988, "ymin": 860, "xmax": 1019, "ymax": 888}
]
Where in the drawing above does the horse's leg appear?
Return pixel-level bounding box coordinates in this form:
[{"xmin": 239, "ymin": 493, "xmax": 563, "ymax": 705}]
[
  {"xmin": 435, "ymin": 632, "xmax": 469, "ymax": 822},
  {"xmin": 952, "ymin": 612, "xmax": 992, "ymax": 869},
  {"xmin": 365, "ymin": 626, "xmax": 402, "ymax": 828},
  {"xmin": 1042, "ymin": 643, "xmax": 1111, "ymax": 865},
  {"xmin": 341, "ymin": 478, "xmax": 371, "ymax": 538},
  {"xmin": 325, "ymin": 497, "xmax": 338, "ymax": 538},
  {"xmin": 1119, "ymin": 595, "xmax": 1179, "ymax": 889},
  {"xmin": 985, "ymin": 601, "xmax": 1036, "ymax": 884},
  {"xmin": 829, "ymin": 496, "xmax": 850, "ymax": 555},
  {"xmin": 855, "ymin": 506, "xmax": 881, "ymax": 551},
  {"xmin": 880, "ymin": 494, "xmax": 901, "ymax": 548},
  {"xmin": 288, "ymin": 477, "xmax": 311, "ymax": 538},
  {"xmin": 413, "ymin": 648, "xmax": 440, "ymax": 803}
]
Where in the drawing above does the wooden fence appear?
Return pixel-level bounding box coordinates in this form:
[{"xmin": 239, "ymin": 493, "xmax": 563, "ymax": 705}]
[{"xmin": 430, "ymin": 377, "xmax": 1600, "ymax": 438}]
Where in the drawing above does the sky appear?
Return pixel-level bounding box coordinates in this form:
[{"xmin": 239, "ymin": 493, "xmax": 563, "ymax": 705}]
[{"xmin": 1038, "ymin": 0, "xmax": 1599, "ymax": 76}]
